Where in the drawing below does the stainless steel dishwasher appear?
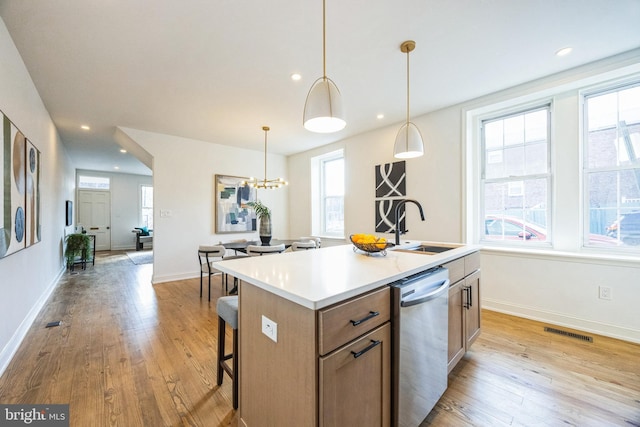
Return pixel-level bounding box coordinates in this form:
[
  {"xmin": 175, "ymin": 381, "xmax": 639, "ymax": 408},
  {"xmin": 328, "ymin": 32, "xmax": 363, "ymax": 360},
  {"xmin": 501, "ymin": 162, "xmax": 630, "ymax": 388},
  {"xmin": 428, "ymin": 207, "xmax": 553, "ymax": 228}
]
[{"xmin": 391, "ymin": 267, "xmax": 449, "ymax": 427}]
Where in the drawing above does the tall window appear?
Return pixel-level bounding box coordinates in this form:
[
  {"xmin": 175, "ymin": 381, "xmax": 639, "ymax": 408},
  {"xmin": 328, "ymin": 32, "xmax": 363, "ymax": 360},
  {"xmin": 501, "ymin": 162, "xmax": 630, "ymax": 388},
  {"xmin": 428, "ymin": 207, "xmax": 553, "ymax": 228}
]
[
  {"xmin": 141, "ymin": 185, "xmax": 153, "ymax": 229},
  {"xmin": 480, "ymin": 105, "xmax": 551, "ymax": 244},
  {"xmin": 312, "ymin": 150, "xmax": 344, "ymax": 237},
  {"xmin": 584, "ymin": 82, "xmax": 640, "ymax": 249}
]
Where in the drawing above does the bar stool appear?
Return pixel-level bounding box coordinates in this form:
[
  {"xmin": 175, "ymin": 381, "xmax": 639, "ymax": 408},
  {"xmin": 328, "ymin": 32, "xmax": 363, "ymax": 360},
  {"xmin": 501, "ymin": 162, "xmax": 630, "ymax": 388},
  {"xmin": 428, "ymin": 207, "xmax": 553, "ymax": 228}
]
[{"xmin": 217, "ymin": 296, "xmax": 238, "ymax": 409}]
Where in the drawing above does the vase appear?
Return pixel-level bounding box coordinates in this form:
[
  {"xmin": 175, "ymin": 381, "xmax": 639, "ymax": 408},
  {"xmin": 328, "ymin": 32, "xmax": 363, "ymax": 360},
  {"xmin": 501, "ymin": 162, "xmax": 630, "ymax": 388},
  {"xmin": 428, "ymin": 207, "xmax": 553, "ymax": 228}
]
[{"xmin": 259, "ymin": 216, "xmax": 272, "ymax": 244}]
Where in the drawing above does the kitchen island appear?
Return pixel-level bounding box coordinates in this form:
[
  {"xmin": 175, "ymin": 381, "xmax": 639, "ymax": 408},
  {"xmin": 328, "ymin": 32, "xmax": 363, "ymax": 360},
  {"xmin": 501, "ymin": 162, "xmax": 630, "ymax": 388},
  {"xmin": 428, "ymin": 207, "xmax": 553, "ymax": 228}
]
[{"xmin": 215, "ymin": 242, "xmax": 480, "ymax": 426}]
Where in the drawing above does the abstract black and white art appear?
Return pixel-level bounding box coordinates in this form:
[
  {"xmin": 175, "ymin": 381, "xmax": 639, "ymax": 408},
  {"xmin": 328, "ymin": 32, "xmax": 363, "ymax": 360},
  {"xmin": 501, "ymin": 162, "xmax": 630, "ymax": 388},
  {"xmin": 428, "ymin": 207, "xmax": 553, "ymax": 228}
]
[
  {"xmin": 375, "ymin": 199, "xmax": 406, "ymax": 234},
  {"xmin": 375, "ymin": 161, "xmax": 406, "ymax": 233},
  {"xmin": 375, "ymin": 161, "xmax": 406, "ymax": 198}
]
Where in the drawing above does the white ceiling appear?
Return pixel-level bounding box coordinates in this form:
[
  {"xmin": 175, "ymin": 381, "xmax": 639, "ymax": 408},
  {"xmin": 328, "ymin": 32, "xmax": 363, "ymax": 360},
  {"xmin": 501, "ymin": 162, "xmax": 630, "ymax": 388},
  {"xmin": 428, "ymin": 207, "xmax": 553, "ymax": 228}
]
[{"xmin": 1, "ymin": 0, "xmax": 640, "ymax": 176}]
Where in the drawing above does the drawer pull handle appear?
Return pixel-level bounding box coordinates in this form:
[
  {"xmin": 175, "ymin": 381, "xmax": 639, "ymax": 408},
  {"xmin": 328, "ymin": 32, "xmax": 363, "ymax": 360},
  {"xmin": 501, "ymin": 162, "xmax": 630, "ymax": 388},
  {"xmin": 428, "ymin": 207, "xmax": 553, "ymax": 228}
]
[
  {"xmin": 351, "ymin": 340, "xmax": 381, "ymax": 359},
  {"xmin": 350, "ymin": 311, "xmax": 379, "ymax": 326}
]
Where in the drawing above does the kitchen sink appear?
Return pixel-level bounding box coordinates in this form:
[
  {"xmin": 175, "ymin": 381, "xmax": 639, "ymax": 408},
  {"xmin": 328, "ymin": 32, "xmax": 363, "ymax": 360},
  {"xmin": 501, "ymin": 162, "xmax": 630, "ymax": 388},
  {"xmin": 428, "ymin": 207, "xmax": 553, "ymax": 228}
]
[{"xmin": 394, "ymin": 243, "xmax": 462, "ymax": 255}]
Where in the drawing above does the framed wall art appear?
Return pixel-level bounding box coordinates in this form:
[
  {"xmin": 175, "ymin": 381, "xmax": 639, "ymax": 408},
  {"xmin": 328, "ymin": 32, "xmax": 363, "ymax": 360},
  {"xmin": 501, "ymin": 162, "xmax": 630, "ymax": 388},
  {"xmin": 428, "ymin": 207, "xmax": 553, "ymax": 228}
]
[
  {"xmin": 374, "ymin": 160, "xmax": 407, "ymax": 233},
  {"xmin": 214, "ymin": 174, "xmax": 257, "ymax": 234},
  {"xmin": 1, "ymin": 111, "xmax": 42, "ymax": 258}
]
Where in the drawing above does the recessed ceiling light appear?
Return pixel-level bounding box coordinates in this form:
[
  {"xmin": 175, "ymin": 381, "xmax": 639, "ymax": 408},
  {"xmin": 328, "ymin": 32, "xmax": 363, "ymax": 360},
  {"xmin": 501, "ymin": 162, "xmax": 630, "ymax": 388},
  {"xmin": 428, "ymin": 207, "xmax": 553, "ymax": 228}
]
[
  {"xmin": 291, "ymin": 73, "xmax": 302, "ymax": 81},
  {"xmin": 114, "ymin": 166, "xmax": 120, "ymax": 170},
  {"xmin": 377, "ymin": 114, "xmax": 385, "ymax": 120},
  {"xmin": 120, "ymin": 149, "xmax": 127, "ymax": 153},
  {"xmin": 81, "ymin": 125, "xmax": 90, "ymax": 130},
  {"xmin": 555, "ymin": 47, "xmax": 572, "ymax": 57}
]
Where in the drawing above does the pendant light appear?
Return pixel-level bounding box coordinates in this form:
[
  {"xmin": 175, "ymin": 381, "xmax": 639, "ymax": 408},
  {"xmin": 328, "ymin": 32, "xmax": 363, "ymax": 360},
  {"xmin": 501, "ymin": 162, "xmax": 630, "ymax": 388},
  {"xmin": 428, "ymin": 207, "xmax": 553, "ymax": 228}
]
[
  {"xmin": 393, "ymin": 40, "xmax": 424, "ymax": 159},
  {"xmin": 303, "ymin": 0, "xmax": 346, "ymax": 133},
  {"xmin": 243, "ymin": 126, "xmax": 288, "ymax": 189}
]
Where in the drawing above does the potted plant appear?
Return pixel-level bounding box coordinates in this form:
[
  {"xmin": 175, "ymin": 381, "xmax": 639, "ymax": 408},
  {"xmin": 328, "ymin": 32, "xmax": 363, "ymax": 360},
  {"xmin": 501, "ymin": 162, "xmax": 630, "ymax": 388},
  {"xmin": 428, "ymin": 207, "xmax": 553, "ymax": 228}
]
[
  {"xmin": 247, "ymin": 200, "xmax": 272, "ymax": 244},
  {"xmin": 64, "ymin": 233, "xmax": 92, "ymax": 268}
]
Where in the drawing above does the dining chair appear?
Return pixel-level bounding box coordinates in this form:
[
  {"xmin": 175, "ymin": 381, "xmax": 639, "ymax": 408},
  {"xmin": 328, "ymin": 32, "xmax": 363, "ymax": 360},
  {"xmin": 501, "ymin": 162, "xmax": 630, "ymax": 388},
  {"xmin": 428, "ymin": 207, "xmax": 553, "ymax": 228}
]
[
  {"xmin": 291, "ymin": 240, "xmax": 317, "ymax": 251},
  {"xmin": 300, "ymin": 236, "xmax": 322, "ymax": 248},
  {"xmin": 246, "ymin": 244, "xmax": 286, "ymax": 256},
  {"xmin": 198, "ymin": 245, "xmax": 226, "ymax": 301}
]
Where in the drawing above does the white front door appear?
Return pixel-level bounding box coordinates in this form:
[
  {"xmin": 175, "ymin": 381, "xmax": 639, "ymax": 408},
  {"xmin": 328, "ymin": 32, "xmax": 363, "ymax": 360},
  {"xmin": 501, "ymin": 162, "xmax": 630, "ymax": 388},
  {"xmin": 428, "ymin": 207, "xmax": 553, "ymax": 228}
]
[{"xmin": 78, "ymin": 190, "xmax": 111, "ymax": 251}]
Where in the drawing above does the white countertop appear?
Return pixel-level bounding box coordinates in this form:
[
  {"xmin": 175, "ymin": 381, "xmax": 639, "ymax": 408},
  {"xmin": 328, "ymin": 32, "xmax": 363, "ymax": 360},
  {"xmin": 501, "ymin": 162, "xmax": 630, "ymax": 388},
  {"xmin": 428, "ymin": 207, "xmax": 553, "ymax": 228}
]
[{"xmin": 214, "ymin": 242, "xmax": 481, "ymax": 310}]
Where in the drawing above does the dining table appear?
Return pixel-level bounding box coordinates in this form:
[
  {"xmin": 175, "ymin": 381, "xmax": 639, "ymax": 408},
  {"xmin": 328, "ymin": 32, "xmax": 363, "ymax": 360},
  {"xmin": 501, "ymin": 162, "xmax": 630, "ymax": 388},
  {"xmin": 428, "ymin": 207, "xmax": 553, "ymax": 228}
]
[{"xmin": 222, "ymin": 239, "xmax": 297, "ymax": 254}]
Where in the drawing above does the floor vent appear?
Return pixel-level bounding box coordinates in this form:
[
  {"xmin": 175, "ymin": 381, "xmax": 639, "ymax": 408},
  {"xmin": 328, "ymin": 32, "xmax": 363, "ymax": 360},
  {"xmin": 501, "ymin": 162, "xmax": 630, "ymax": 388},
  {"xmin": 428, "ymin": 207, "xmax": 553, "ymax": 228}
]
[{"xmin": 544, "ymin": 327, "xmax": 593, "ymax": 342}]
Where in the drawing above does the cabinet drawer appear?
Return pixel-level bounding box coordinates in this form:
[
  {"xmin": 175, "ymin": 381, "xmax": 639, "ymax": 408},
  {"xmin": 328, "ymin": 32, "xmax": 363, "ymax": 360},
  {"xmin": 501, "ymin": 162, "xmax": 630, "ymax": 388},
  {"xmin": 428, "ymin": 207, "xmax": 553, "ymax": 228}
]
[
  {"xmin": 443, "ymin": 257, "xmax": 465, "ymax": 284},
  {"xmin": 318, "ymin": 287, "xmax": 390, "ymax": 355},
  {"xmin": 465, "ymin": 251, "xmax": 480, "ymax": 276}
]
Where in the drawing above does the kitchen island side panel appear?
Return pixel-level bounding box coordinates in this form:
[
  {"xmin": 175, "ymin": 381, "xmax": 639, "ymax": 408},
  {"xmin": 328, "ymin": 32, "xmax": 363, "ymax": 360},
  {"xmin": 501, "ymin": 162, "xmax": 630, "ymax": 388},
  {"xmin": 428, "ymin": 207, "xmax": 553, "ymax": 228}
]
[{"xmin": 239, "ymin": 283, "xmax": 318, "ymax": 426}]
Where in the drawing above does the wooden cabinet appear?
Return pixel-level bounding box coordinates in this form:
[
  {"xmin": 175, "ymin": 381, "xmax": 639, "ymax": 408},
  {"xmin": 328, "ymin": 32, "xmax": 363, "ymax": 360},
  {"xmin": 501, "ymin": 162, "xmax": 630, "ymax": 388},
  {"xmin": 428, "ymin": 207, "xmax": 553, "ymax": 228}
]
[
  {"xmin": 239, "ymin": 284, "xmax": 391, "ymax": 427},
  {"xmin": 319, "ymin": 323, "xmax": 391, "ymax": 427},
  {"xmin": 318, "ymin": 286, "xmax": 391, "ymax": 427},
  {"xmin": 445, "ymin": 251, "xmax": 481, "ymax": 372}
]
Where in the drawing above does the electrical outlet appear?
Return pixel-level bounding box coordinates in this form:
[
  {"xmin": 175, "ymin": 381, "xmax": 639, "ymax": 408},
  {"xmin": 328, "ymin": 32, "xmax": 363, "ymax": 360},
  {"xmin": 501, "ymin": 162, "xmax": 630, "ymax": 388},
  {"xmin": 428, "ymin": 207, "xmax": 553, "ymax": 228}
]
[
  {"xmin": 261, "ymin": 315, "xmax": 278, "ymax": 342},
  {"xmin": 599, "ymin": 286, "xmax": 612, "ymax": 300}
]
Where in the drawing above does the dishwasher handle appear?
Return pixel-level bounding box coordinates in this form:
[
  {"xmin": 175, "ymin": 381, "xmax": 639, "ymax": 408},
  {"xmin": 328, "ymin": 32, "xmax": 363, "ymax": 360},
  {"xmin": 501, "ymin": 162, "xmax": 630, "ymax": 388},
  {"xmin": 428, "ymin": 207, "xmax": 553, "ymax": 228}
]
[{"xmin": 400, "ymin": 279, "xmax": 450, "ymax": 307}]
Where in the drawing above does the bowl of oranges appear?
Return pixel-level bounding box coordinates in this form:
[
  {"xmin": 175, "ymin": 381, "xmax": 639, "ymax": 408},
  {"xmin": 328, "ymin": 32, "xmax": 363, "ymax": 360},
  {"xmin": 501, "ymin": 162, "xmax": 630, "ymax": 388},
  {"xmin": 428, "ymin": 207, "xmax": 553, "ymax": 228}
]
[{"xmin": 350, "ymin": 234, "xmax": 395, "ymax": 256}]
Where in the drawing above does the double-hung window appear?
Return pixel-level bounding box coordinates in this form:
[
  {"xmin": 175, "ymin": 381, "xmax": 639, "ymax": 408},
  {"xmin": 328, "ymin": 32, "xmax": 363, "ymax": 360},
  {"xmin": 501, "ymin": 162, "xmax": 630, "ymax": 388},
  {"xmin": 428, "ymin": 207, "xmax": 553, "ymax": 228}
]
[
  {"xmin": 480, "ymin": 105, "xmax": 551, "ymax": 244},
  {"xmin": 141, "ymin": 185, "xmax": 153, "ymax": 229},
  {"xmin": 312, "ymin": 150, "xmax": 344, "ymax": 237},
  {"xmin": 583, "ymin": 82, "xmax": 640, "ymax": 249}
]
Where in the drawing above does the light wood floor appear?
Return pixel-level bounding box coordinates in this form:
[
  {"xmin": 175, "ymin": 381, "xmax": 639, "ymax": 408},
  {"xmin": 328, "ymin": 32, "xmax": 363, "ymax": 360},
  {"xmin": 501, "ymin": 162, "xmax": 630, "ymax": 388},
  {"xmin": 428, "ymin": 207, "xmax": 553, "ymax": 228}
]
[{"xmin": 0, "ymin": 251, "xmax": 638, "ymax": 426}]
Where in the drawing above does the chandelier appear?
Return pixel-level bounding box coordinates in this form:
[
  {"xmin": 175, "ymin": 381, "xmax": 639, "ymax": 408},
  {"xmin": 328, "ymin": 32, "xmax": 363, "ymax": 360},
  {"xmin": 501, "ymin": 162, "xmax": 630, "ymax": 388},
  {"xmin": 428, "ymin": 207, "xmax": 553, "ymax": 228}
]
[{"xmin": 242, "ymin": 126, "xmax": 288, "ymax": 189}]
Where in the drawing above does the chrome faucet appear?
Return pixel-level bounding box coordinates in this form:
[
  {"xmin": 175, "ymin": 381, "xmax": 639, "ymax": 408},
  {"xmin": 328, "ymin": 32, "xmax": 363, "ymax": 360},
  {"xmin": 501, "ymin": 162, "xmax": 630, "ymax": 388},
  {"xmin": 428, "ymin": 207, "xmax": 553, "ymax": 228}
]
[{"xmin": 394, "ymin": 199, "xmax": 425, "ymax": 245}]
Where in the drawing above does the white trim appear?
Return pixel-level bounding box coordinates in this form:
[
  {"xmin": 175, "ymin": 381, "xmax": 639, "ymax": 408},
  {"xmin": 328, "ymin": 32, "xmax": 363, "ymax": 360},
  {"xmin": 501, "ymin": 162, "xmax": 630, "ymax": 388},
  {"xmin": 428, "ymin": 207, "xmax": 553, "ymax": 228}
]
[
  {"xmin": 483, "ymin": 301, "xmax": 640, "ymax": 344},
  {"xmin": 481, "ymin": 246, "xmax": 639, "ymax": 268},
  {"xmin": 0, "ymin": 267, "xmax": 66, "ymax": 377}
]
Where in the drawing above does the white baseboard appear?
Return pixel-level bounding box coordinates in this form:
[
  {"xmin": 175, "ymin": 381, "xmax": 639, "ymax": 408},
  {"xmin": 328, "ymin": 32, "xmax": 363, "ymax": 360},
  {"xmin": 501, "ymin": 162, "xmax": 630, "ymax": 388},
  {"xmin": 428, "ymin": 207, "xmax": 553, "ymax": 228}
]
[
  {"xmin": 483, "ymin": 298, "xmax": 640, "ymax": 344},
  {"xmin": 152, "ymin": 271, "xmax": 199, "ymax": 284},
  {"xmin": 0, "ymin": 266, "xmax": 66, "ymax": 377}
]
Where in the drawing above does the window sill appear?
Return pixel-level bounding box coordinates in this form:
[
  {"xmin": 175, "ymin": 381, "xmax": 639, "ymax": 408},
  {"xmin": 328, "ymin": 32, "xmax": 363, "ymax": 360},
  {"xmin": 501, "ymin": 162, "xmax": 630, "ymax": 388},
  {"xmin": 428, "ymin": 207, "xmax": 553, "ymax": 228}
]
[{"xmin": 480, "ymin": 245, "xmax": 640, "ymax": 268}]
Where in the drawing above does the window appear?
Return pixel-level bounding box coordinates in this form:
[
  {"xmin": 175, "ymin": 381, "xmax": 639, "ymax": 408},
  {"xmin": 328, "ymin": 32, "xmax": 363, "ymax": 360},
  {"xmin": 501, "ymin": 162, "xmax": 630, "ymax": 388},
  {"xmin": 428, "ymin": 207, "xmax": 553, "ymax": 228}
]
[
  {"xmin": 78, "ymin": 175, "xmax": 110, "ymax": 190},
  {"xmin": 480, "ymin": 105, "xmax": 551, "ymax": 244},
  {"xmin": 584, "ymin": 82, "xmax": 640, "ymax": 248},
  {"xmin": 141, "ymin": 185, "xmax": 153, "ymax": 229},
  {"xmin": 312, "ymin": 150, "xmax": 344, "ymax": 237}
]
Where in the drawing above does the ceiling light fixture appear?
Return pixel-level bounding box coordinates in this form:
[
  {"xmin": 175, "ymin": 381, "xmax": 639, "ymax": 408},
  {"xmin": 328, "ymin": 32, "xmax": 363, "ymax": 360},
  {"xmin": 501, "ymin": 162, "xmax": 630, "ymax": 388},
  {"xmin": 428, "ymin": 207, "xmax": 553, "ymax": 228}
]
[
  {"xmin": 291, "ymin": 73, "xmax": 302, "ymax": 81},
  {"xmin": 393, "ymin": 40, "xmax": 424, "ymax": 159},
  {"xmin": 303, "ymin": 0, "xmax": 345, "ymax": 133},
  {"xmin": 555, "ymin": 47, "xmax": 573, "ymax": 57},
  {"xmin": 120, "ymin": 149, "xmax": 127, "ymax": 153},
  {"xmin": 81, "ymin": 125, "xmax": 90, "ymax": 130},
  {"xmin": 242, "ymin": 126, "xmax": 288, "ymax": 190}
]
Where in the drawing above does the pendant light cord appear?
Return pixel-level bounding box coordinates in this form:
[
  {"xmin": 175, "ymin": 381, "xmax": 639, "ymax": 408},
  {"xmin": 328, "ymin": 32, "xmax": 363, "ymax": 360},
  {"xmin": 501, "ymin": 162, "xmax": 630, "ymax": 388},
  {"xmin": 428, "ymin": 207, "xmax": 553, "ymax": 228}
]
[
  {"xmin": 263, "ymin": 127, "xmax": 269, "ymax": 184},
  {"xmin": 322, "ymin": 0, "xmax": 327, "ymax": 78},
  {"xmin": 406, "ymin": 47, "xmax": 410, "ymax": 127}
]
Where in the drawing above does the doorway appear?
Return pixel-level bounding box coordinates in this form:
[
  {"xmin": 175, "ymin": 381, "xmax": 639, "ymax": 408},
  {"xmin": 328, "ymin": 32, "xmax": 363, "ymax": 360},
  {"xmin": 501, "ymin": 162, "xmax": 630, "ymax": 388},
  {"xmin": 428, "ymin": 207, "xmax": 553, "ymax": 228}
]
[{"xmin": 78, "ymin": 190, "xmax": 111, "ymax": 251}]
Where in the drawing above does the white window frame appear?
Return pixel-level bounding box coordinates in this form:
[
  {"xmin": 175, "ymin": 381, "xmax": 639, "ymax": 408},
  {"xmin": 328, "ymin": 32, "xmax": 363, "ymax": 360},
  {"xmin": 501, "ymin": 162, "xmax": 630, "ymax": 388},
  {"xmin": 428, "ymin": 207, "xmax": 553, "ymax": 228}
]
[
  {"xmin": 581, "ymin": 80, "xmax": 640, "ymax": 250},
  {"xmin": 78, "ymin": 175, "xmax": 110, "ymax": 190},
  {"xmin": 479, "ymin": 104, "xmax": 553, "ymax": 247},
  {"xmin": 140, "ymin": 184, "xmax": 153, "ymax": 229},
  {"xmin": 311, "ymin": 149, "xmax": 344, "ymax": 238}
]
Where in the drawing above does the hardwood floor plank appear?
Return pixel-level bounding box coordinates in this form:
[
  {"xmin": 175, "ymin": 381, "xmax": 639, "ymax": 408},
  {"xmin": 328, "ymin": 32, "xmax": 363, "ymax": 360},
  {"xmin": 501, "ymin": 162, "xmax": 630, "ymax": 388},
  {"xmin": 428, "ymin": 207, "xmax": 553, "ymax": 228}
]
[{"xmin": 1, "ymin": 252, "xmax": 638, "ymax": 427}]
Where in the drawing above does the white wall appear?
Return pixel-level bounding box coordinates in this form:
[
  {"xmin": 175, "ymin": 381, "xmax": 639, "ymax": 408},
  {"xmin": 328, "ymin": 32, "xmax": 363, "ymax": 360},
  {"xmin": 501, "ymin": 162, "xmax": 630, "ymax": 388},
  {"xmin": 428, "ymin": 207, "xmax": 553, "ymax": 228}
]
[
  {"xmin": 76, "ymin": 169, "xmax": 153, "ymax": 251},
  {"xmin": 0, "ymin": 19, "xmax": 76, "ymax": 374},
  {"xmin": 119, "ymin": 127, "xmax": 289, "ymax": 284},
  {"xmin": 288, "ymin": 51, "xmax": 640, "ymax": 343},
  {"xmin": 288, "ymin": 106, "xmax": 464, "ymax": 244}
]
